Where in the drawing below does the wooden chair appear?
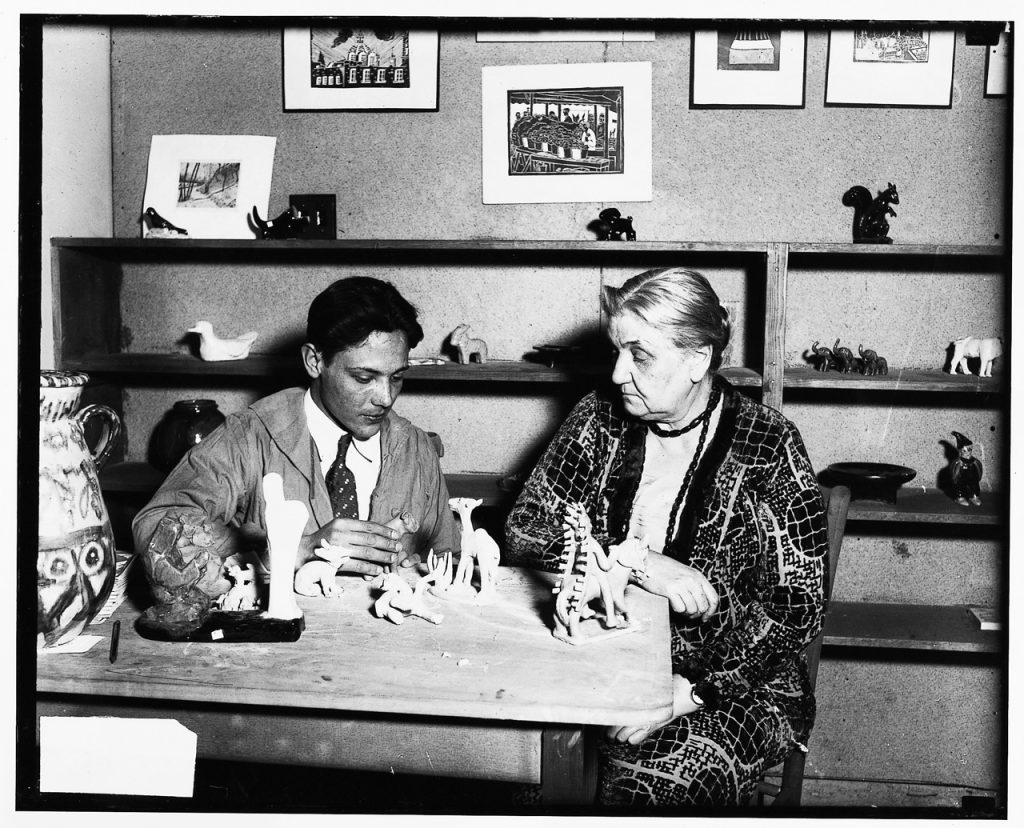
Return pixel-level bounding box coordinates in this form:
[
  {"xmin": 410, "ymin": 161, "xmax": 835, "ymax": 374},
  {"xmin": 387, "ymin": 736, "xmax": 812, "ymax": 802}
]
[{"xmin": 756, "ymin": 484, "xmax": 852, "ymax": 807}]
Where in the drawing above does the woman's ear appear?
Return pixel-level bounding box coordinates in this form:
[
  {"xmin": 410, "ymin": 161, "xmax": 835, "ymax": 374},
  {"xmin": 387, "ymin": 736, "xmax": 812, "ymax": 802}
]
[
  {"xmin": 688, "ymin": 345, "xmax": 714, "ymax": 382},
  {"xmin": 301, "ymin": 344, "xmax": 323, "ymax": 380}
]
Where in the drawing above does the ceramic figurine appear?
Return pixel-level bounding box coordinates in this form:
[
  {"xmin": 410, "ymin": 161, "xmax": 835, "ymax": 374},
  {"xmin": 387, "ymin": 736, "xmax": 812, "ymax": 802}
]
[
  {"xmin": 430, "ymin": 498, "xmax": 500, "ymax": 603},
  {"xmin": 250, "ymin": 205, "xmax": 311, "ymax": 240},
  {"xmin": 188, "ymin": 321, "xmax": 259, "ymax": 361},
  {"xmin": 949, "ymin": 431, "xmax": 984, "ymax": 506},
  {"xmin": 263, "ymin": 473, "xmax": 308, "ymax": 620},
  {"xmin": 38, "ymin": 371, "xmax": 121, "ymax": 648},
  {"xmin": 371, "ymin": 571, "xmax": 444, "ymax": 625},
  {"xmin": 552, "ymin": 502, "xmax": 648, "ymax": 645},
  {"xmin": 858, "ymin": 345, "xmax": 889, "ymax": 376},
  {"xmin": 449, "ymin": 324, "xmax": 488, "ymax": 364},
  {"xmin": 842, "ymin": 183, "xmax": 899, "ymax": 244},
  {"xmin": 810, "ymin": 340, "xmax": 836, "ymax": 372},
  {"xmin": 142, "ymin": 206, "xmax": 188, "ymax": 238},
  {"xmin": 832, "ymin": 339, "xmax": 856, "ymax": 374},
  {"xmin": 589, "ymin": 207, "xmax": 637, "ymax": 241},
  {"xmin": 949, "ymin": 336, "xmax": 1003, "ymax": 377},
  {"xmin": 218, "ymin": 562, "xmax": 260, "ymax": 611}
]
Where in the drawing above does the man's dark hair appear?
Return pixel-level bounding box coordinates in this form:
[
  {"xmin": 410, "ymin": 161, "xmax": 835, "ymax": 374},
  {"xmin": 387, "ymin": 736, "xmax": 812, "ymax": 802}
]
[{"xmin": 306, "ymin": 276, "xmax": 424, "ymax": 359}]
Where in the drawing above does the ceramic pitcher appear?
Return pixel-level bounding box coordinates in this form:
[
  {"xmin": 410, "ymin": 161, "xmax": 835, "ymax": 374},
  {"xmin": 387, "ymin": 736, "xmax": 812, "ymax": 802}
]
[{"xmin": 38, "ymin": 370, "xmax": 121, "ymax": 648}]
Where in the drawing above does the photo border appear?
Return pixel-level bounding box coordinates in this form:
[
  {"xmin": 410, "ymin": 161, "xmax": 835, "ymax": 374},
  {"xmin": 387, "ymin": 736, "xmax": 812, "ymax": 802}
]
[
  {"xmin": 825, "ymin": 29, "xmax": 956, "ymax": 108},
  {"xmin": 283, "ymin": 28, "xmax": 439, "ymax": 112},
  {"xmin": 481, "ymin": 61, "xmax": 653, "ymax": 205},
  {"xmin": 691, "ymin": 29, "xmax": 806, "ymax": 109}
]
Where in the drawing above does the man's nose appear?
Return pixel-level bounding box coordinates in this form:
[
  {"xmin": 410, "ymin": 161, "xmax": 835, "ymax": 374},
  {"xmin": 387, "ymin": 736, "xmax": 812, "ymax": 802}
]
[{"xmin": 372, "ymin": 379, "xmax": 394, "ymax": 408}]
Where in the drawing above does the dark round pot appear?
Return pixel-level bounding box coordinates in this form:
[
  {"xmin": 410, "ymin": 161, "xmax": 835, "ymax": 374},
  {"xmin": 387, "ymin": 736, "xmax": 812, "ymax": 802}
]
[{"xmin": 151, "ymin": 399, "xmax": 226, "ymax": 473}]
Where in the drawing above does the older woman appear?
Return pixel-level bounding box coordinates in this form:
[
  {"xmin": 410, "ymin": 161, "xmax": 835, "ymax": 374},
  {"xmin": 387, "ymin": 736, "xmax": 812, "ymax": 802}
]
[{"xmin": 505, "ymin": 268, "xmax": 828, "ymax": 808}]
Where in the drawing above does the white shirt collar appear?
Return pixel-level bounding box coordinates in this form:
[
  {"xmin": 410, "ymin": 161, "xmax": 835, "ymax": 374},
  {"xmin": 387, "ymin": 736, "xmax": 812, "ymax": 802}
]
[{"xmin": 303, "ymin": 389, "xmax": 381, "ymax": 475}]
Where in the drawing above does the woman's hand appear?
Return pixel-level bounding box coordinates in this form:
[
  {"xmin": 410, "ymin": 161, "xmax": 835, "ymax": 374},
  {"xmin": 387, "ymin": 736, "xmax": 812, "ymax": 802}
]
[
  {"xmin": 640, "ymin": 552, "xmax": 719, "ymax": 621},
  {"xmin": 298, "ymin": 518, "xmax": 402, "ymax": 578},
  {"xmin": 605, "ymin": 675, "xmax": 704, "ymax": 744}
]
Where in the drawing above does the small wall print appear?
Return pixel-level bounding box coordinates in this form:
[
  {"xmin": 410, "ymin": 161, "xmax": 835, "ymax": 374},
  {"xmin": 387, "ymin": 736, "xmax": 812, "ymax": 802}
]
[
  {"xmin": 825, "ymin": 28, "xmax": 955, "ymax": 107},
  {"xmin": 483, "ymin": 62, "xmax": 652, "ymax": 204},
  {"xmin": 283, "ymin": 27, "xmax": 438, "ymax": 110},
  {"xmin": 692, "ymin": 29, "xmax": 806, "ymax": 108},
  {"xmin": 178, "ymin": 162, "xmax": 240, "ymax": 209},
  {"xmin": 142, "ymin": 135, "xmax": 276, "ymax": 239}
]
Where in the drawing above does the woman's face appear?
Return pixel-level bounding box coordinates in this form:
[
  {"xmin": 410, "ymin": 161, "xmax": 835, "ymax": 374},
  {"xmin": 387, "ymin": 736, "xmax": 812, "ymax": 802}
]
[{"xmin": 608, "ymin": 310, "xmax": 711, "ymax": 426}]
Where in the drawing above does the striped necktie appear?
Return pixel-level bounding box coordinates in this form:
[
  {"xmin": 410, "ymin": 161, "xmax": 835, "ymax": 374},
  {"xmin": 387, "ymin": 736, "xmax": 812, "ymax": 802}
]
[{"xmin": 325, "ymin": 433, "xmax": 359, "ymax": 519}]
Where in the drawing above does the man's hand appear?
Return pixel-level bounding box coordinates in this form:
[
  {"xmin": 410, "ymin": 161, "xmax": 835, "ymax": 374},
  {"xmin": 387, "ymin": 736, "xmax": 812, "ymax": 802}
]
[
  {"xmin": 640, "ymin": 552, "xmax": 719, "ymax": 621},
  {"xmin": 299, "ymin": 518, "xmax": 402, "ymax": 578}
]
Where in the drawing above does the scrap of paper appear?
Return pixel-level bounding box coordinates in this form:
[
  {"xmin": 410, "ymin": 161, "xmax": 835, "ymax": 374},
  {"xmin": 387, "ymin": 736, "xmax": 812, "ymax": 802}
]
[{"xmin": 40, "ymin": 717, "xmax": 197, "ymax": 796}]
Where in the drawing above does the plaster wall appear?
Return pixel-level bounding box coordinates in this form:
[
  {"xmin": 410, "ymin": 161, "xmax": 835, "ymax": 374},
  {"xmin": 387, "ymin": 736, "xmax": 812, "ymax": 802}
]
[
  {"xmin": 41, "ymin": 24, "xmax": 112, "ymax": 369},
  {"xmin": 98, "ymin": 20, "xmax": 1008, "ymax": 799}
]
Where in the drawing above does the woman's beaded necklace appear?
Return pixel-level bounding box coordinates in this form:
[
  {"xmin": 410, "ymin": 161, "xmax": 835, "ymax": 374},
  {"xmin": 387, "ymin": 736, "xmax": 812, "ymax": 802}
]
[{"xmin": 657, "ymin": 383, "xmax": 722, "ymax": 554}]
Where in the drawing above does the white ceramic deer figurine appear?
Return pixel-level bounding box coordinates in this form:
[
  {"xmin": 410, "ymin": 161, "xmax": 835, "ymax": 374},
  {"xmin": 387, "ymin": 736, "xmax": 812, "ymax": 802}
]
[{"xmin": 448, "ymin": 496, "xmax": 500, "ymax": 598}]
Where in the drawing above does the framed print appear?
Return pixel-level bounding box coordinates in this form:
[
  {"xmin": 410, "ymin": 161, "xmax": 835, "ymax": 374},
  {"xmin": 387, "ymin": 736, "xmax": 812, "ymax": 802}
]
[
  {"xmin": 482, "ymin": 61, "xmax": 652, "ymax": 205},
  {"xmin": 985, "ymin": 30, "xmax": 1009, "ymax": 97},
  {"xmin": 825, "ymin": 29, "xmax": 955, "ymax": 107},
  {"xmin": 141, "ymin": 135, "xmax": 276, "ymax": 239},
  {"xmin": 283, "ymin": 27, "xmax": 439, "ymax": 111},
  {"xmin": 691, "ymin": 29, "xmax": 806, "ymax": 108}
]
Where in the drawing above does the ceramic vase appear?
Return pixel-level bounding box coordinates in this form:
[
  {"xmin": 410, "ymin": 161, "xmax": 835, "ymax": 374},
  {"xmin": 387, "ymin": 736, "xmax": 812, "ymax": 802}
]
[
  {"xmin": 38, "ymin": 371, "xmax": 121, "ymax": 648},
  {"xmin": 150, "ymin": 399, "xmax": 226, "ymax": 473}
]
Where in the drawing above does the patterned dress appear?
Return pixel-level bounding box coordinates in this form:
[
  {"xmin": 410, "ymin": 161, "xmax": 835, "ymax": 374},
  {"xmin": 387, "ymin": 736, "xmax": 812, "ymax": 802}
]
[{"xmin": 504, "ymin": 376, "xmax": 828, "ymax": 808}]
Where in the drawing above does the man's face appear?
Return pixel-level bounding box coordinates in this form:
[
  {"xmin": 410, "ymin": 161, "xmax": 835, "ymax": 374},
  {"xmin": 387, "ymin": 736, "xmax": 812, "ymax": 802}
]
[{"xmin": 303, "ymin": 330, "xmax": 409, "ymax": 440}]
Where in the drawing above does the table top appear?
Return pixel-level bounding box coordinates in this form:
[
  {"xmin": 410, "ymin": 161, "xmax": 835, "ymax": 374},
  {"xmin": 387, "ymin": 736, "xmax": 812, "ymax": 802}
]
[{"xmin": 37, "ymin": 566, "xmax": 673, "ymax": 727}]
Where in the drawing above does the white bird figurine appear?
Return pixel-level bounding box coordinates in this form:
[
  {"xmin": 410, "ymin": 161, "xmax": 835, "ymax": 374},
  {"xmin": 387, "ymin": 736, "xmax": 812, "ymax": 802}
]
[{"xmin": 188, "ymin": 321, "xmax": 259, "ymax": 361}]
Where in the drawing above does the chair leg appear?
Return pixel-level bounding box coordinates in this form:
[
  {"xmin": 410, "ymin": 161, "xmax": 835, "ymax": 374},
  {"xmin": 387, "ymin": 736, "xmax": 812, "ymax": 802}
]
[{"xmin": 772, "ymin": 750, "xmax": 807, "ymax": 807}]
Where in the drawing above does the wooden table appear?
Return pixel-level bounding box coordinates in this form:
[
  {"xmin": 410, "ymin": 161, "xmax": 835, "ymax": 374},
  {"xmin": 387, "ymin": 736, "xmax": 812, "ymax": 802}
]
[{"xmin": 36, "ymin": 566, "xmax": 672, "ymax": 807}]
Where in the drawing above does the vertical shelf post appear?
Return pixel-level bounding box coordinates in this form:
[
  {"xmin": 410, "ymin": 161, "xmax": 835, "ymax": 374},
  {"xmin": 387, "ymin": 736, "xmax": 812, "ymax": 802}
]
[{"xmin": 763, "ymin": 242, "xmax": 788, "ymax": 412}]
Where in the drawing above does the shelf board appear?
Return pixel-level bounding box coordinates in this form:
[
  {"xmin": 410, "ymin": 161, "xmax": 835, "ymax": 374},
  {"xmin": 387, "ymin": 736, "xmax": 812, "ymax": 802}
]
[
  {"xmin": 54, "ymin": 237, "xmax": 1006, "ymax": 259},
  {"xmin": 787, "ymin": 242, "xmax": 1005, "ymax": 257},
  {"xmin": 824, "ymin": 602, "xmax": 1002, "ymax": 653},
  {"xmin": 784, "ymin": 366, "xmax": 1004, "ymax": 394},
  {"xmin": 52, "ymin": 237, "xmax": 775, "ymax": 256},
  {"xmin": 62, "ymin": 352, "xmax": 762, "ymax": 387},
  {"xmin": 834, "ymin": 486, "xmax": 1002, "ymax": 525}
]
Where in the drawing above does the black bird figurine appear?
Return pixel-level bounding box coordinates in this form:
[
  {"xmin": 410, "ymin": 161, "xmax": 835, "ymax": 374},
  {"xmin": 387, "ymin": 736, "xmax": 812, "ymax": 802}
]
[{"xmin": 143, "ymin": 207, "xmax": 188, "ymax": 236}]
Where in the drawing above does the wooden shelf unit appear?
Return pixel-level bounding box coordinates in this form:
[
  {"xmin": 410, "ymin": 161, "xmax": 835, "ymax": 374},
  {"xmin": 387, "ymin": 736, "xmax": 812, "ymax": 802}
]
[{"xmin": 59, "ymin": 237, "xmax": 1007, "ymax": 656}]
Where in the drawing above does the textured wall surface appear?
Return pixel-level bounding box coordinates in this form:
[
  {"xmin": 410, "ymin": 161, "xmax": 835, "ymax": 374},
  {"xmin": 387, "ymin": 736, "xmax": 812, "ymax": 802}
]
[{"xmin": 100, "ymin": 20, "xmax": 1008, "ymax": 800}]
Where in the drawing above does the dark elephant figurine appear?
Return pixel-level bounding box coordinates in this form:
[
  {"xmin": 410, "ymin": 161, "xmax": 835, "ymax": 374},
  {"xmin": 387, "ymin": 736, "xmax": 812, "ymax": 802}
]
[
  {"xmin": 810, "ymin": 340, "xmax": 835, "ymax": 372},
  {"xmin": 858, "ymin": 344, "xmax": 878, "ymax": 375},
  {"xmin": 832, "ymin": 339, "xmax": 856, "ymax": 373}
]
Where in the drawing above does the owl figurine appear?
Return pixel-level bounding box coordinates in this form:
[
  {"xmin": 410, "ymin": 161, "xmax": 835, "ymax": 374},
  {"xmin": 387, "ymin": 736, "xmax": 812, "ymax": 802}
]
[{"xmin": 949, "ymin": 431, "xmax": 984, "ymax": 507}]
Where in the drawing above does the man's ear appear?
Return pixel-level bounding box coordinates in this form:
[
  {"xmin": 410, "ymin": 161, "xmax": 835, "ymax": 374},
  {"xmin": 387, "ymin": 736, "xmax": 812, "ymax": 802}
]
[{"xmin": 301, "ymin": 344, "xmax": 323, "ymax": 380}]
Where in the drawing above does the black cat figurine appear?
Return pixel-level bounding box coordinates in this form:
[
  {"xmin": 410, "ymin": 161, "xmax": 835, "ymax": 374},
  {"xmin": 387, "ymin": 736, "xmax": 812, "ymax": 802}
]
[{"xmin": 842, "ymin": 183, "xmax": 899, "ymax": 244}]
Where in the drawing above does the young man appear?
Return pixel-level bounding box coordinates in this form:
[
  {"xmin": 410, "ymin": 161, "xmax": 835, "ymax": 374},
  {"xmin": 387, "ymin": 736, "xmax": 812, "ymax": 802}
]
[{"xmin": 133, "ymin": 276, "xmax": 458, "ymax": 604}]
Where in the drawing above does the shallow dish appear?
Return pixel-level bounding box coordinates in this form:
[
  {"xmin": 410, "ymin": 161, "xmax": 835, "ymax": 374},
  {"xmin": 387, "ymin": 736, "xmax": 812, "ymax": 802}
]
[{"xmin": 825, "ymin": 462, "xmax": 917, "ymax": 504}]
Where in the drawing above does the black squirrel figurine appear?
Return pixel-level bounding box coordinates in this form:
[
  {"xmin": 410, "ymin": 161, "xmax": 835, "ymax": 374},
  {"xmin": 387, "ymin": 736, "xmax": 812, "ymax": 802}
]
[
  {"xmin": 842, "ymin": 183, "xmax": 899, "ymax": 244},
  {"xmin": 250, "ymin": 205, "xmax": 311, "ymax": 240}
]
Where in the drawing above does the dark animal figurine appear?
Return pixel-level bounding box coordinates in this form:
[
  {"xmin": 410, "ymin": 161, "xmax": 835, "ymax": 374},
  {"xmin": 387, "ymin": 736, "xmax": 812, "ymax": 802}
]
[
  {"xmin": 810, "ymin": 340, "xmax": 836, "ymax": 372},
  {"xmin": 832, "ymin": 339, "xmax": 856, "ymax": 373},
  {"xmin": 590, "ymin": 207, "xmax": 636, "ymax": 241},
  {"xmin": 143, "ymin": 207, "xmax": 187, "ymax": 236},
  {"xmin": 858, "ymin": 344, "xmax": 878, "ymax": 375},
  {"xmin": 250, "ymin": 205, "xmax": 311, "ymax": 240},
  {"xmin": 949, "ymin": 431, "xmax": 983, "ymax": 506},
  {"xmin": 874, "ymin": 356, "xmax": 889, "ymax": 375},
  {"xmin": 842, "ymin": 183, "xmax": 899, "ymax": 244}
]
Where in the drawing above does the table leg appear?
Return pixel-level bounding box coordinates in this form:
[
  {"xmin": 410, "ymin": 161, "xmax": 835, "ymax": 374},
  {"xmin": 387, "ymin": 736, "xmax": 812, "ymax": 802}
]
[{"xmin": 540, "ymin": 725, "xmax": 597, "ymax": 806}]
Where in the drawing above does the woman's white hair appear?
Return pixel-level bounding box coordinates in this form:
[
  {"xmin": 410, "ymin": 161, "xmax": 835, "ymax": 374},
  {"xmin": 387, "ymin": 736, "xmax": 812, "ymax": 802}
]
[{"xmin": 601, "ymin": 267, "xmax": 732, "ymax": 372}]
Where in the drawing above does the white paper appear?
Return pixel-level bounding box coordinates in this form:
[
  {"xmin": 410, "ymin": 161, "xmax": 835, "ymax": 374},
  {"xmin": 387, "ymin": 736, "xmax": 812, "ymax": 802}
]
[
  {"xmin": 142, "ymin": 134, "xmax": 276, "ymax": 239},
  {"xmin": 986, "ymin": 31, "xmax": 1009, "ymax": 97},
  {"xmin": 482, "ymin": 61, "xmax": 652, "ymax": 204},
  {"xmin": 37, "ymin": 635, "xmax": 102, "ymax": 654},
  {"xmin": 39, "ymin": 717, "xmax": 197, "ymax": 797}
]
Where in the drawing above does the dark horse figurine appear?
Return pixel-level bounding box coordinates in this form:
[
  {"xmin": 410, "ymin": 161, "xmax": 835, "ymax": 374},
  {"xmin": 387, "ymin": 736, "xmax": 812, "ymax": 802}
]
[{"xmin": 842, "ymin": 183, "xmax": 899, "ymax": 244}]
